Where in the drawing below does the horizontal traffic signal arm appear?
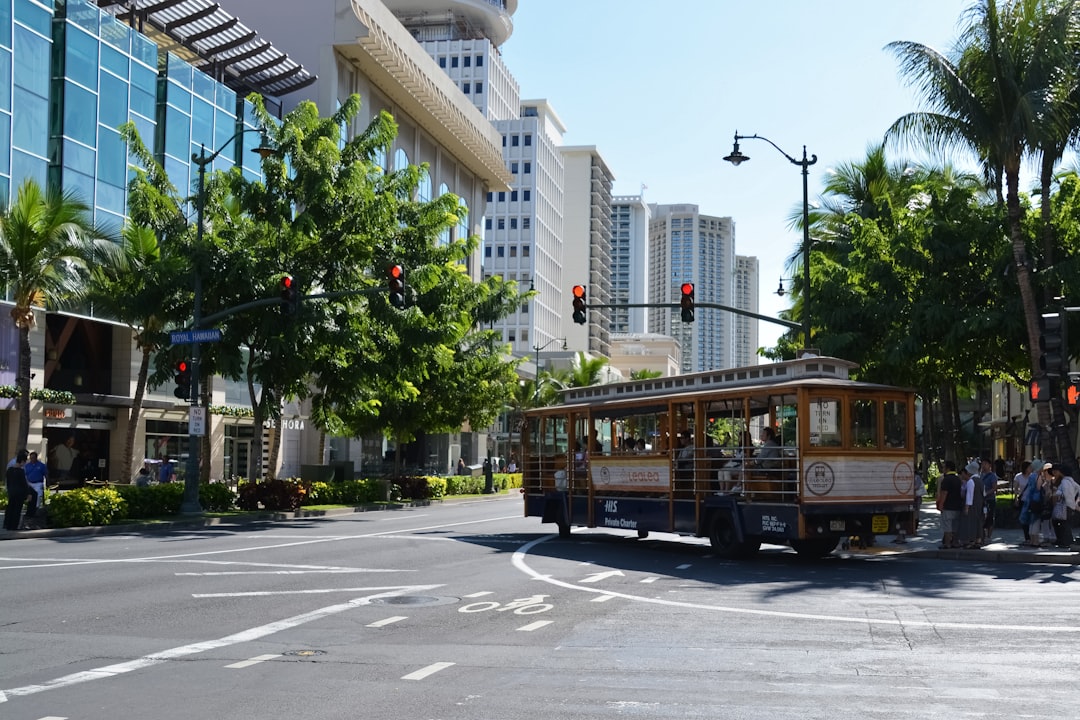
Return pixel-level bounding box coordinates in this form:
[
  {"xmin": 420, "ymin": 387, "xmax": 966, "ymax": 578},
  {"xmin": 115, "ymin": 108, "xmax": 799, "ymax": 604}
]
[{"xmin": 584, "ymin": 301, "xmax": 801, "ymax": 330}]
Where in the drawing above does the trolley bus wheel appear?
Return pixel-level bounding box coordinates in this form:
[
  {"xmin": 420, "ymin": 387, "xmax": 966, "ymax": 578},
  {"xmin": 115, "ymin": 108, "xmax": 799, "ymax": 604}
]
[
  {"xmin": 557, "ymin": 520, "xmax": 572, "ymax": 538},
  {"xmin": 790, "ymin": 538, "xmax": 840, "ymax": 559},
  {"xmin": 709, "ymin": 513, "xmax": 759, "ymax": 559},
  {"xmin": 637, "ymin": 529, "xmax": 649, "ymax": 539}
]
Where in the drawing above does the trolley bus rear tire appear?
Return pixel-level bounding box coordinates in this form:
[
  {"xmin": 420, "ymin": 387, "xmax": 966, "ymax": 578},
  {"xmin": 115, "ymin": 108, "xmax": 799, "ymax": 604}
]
[
  {"xmin": 709, "ymin": 513, "xmax": 759, "ymax": 559},
  {"xmin": 790, "ymin": 538, "xmax": 840, "ymax": 559},
  {"xmin": 557, "ymin": 521, "xmax": 572, "ymax": 538}
]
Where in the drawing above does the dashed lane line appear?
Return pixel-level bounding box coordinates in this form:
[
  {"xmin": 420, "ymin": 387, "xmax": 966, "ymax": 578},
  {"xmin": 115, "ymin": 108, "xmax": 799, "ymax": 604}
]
[
  {"xmin": 366, "ymin": 616, "xmax": 407, "ymax": 628},
  {"xmin": 401, "ymin": 662, "xmax": 455, "ymax": 681},
  {"xmin": 226, "ymin": 654, "xmax": 279, "ymax": 669},
  {"xmin": 517, "ymin": 621, "xmax": 553, "ymax": 632}
]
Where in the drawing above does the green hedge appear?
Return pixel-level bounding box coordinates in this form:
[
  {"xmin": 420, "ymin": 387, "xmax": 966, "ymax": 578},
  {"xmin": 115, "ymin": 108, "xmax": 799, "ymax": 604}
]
[{"xmin": 3, "ymin": 473, "xmax": 525, "ymax": 527}]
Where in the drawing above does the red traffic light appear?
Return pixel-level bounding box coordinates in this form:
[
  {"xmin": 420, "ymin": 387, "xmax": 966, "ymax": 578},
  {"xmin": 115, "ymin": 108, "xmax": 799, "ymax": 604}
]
[
  {"xmin": 389, "ymin": 264, "xmax": 404, "ymax": 280},
  {"xmin": 175, "ymin": 360, "xmax": 189, "ymax": 374},
  {"xmin": 571, "ymin": 284, "xmax": 587, "ymax": 325},
  {"xmin": 280, "ymin": 275, "xmax": 294, "ymax": 290},
  {"xmin": 680, "ymin": 283, "xmax": 694, "ymax": 296},
  {"xmin": 680, "ymin": 282, "xmax": 695, "ymax": 322},
  {"xmin": 572, "ymin": 285, "xmax": 585, "ymax": 299},
  {"xmin": 387, "ymin": 264, "xmax": 405, "ymax": 308}
]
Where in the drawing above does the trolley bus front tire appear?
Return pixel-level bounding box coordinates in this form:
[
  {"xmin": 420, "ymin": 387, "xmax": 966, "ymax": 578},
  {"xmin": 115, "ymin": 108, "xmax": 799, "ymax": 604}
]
[
  {"xmin": 709, "ymin": 513, "xmax": 759, "ymax": 559},
  {"xmin": 790, "ymin": 538, "xmax": 840, "ymax": 559}
]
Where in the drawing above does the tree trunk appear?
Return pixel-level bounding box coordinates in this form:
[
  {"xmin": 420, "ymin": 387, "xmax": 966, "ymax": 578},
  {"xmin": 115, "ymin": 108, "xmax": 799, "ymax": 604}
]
[
  {"xmin": 939, "ymin": 383, "xmax": 956, "ymax": 462},
  {"xmin": 267, "ymin": 422, "xmax": 280, "ymax": 479},
  {"xmin": 246, "ymin": 358, "xmax": 264, "ymax": 480},
  {"xmin": 122, "ymin": 344, "xmax": 153, "ymax": 482},
  {"xmin": 1006, "ymin": 162, "xmax": 1054, "ymax": 447},
  {"xmin": 951, "ymin": 384, "xmax": 966, "ymax": 461},
  {"xmin": 17, "ymin": 323, "xmax": 31, "ymax": 451}
]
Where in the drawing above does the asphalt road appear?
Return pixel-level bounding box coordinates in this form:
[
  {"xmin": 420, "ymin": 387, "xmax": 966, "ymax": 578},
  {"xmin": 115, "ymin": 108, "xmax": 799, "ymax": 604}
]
[{"xmin": 1, "ymin": 494, "xmax": 1079, "ymax": 720}]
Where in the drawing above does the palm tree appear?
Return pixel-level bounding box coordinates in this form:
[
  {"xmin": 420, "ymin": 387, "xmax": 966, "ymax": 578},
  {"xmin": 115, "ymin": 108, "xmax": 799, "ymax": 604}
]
[
  {"xmin": 0, "ymin": 179, "xmax": 108, "ymax": 450},
  {"xmin": 886, "ymin": 0, "xmax": 1079, "ymax": 459},
  {"xmin": 566, "ymin": 351, "xmax": 610, "ymax": 388},
  {"xmin": 87, "ymin": 223, "xmax": 186, "ymax": 481}
]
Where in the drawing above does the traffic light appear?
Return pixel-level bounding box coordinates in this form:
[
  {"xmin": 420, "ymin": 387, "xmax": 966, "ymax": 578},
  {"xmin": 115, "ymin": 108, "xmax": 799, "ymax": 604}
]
[
  {"xmin": 680, "ymin": 282, "xmax": 695, "ymax": 323},
  {"xmin": 571, "ymin": 284, "xmax": 587, "ymax": 325},
  {"xmin": 1039, "ymin": 311, "xmax": 1068, "ymax": 377},
  {"xmin": 174, "ymin": 360, "xmax": 191, "ymax": 401},
  {"xmin": 1029, "ymin": 375, "xmax": 1052, "ymax": 403},
  {"xmin": 1068, "ymin": 377, "xmax": 1080, "ymax": 407},
  {"xmin": 279, "ymin": 275, "xmax": 299, "ymax": 315},
  {"xmin": 387, "ymin": 264, "xmax": 405, "ymax": 309}
]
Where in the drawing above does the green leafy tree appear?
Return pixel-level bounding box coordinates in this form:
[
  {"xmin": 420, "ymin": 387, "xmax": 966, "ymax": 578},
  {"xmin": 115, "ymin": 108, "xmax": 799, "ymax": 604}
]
[
  {"xmin": 0, "ymin": 179, "xmax": 111, "ymax": 450},
  {"xmin": 886, "ymin": 0, "xmax": 1080, "ymax": 459}
]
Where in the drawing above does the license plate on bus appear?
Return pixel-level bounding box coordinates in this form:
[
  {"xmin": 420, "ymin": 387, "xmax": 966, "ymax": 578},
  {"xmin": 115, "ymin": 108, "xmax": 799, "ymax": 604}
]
[
  {"xmin": 871, "ymin": 515, "xmax": 890, "ymax": 534},
  {"xmin": 829, "ymin": 520, "xmax": 846, "ymax": 531}
]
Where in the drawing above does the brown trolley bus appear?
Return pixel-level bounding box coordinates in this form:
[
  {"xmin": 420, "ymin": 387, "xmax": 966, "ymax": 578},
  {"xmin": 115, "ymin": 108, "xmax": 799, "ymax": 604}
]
[{"xmin": 520, "ymin": 355, "xmax": 917, "ymax": 558}]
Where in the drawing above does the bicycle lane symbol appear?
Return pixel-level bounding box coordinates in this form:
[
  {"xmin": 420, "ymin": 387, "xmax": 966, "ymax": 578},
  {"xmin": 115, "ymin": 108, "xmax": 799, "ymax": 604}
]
[{"xmin": 458, "ymin": 594, "xmax": 553, "ymax": 615}]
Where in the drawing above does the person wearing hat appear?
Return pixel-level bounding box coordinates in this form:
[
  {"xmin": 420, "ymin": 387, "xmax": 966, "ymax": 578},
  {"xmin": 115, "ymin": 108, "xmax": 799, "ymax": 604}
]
[{"xmin": 958, "ymin": 460, "xmax": 984, "ymax": 548}]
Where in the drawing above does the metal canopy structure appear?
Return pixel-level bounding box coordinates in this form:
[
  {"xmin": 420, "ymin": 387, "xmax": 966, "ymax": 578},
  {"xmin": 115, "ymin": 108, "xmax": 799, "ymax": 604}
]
[{"xmin": 94, "ymin": 0, "xmax": 316, "ymax": 97}]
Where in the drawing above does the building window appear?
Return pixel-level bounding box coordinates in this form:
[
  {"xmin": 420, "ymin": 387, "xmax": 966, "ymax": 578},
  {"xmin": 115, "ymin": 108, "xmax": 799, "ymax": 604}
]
[
  {"xmin": 485, "ymin": 218, "xmax": 492, "ymax": 230},
  {"xmin": 524, "ymin": 134, "xmax": 532, "ymax": 146},
  {"xmin": 464, "ymin": 56, "xmax": 471, "ymax": 67},
  {"xmin": 510, "ymin": 162, "xmax": 518, "ymax": 173},
  {"xmin": 510, "ymin": 218, "xmax": 518, "ymax": 230},
  {"xmin": 497, "ymin": 218, "xmax": 505, "ymax": 229},
  {"xmin": 462, "ymin": 82, "xmax": 471, "ymax": 94},
  {"xmin": 523, "ymin": 241, "xmax": 530, "ymax": 253},
  {"xmin": 523, "ymin": 190, "xmax": 531, "ymax": 201},
  {"xmin": 497, "ymin": 246, "xmax": 505, "ymax": 257},
  {"xmin": 498, "ymin": 191, "xmax": 506, "ymax": 201},
  {"xmin": 487, "ymin": 191, "xmax": 493, "ymax": 202},
  {"xmin": 523, "ymin": 218, "xmax": 531, "ymax": 230},
  {"xmin": 451, "ymin": 56, "xmax": 458, "ymax": 68},
  {"xmin": 476, "ymin": 55, "xmax": 484, "ymax": 66},
  {"xmin": 502, "ymin": 134, "xmax": 506, "ymax": 146},
  {"xmin": 484, "ymin": 246, "xmax": 491, "ymax": 257},
  {"xmin": 511, "ymin": 134, "xmax": 519, "ymax": 147},
  {"xmin": 439, "ymin": 57, "xmax": 446, "ymax": 68},
  {"xmin": 511, "ymin": 190, "xmax": 518, "ymax": 201},
  {"xmin": 523, "ymin": 162, "xmax": 532, "ymax": 174},
  {"xmin": 475, "ymin": 82, "xmax": 483, "ymax": 94},
  {"xmin": 509, "ymin": 244, "xmax": 517, "ymax": 256}
]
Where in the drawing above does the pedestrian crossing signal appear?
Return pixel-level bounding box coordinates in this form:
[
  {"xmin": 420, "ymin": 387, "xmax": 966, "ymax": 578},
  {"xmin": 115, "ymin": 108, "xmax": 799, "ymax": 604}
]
[
  {"xmin": 1029, "ymin": 376, "xmax": 1051, "ymax": 403},
  {"xmin": 1068, "ymin": 381, "xmax": 1080, "ymax": 407}
]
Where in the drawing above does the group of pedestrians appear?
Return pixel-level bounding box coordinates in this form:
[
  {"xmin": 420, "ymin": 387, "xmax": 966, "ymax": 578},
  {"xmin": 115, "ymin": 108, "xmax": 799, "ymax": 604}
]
[
  {"xmin": 1013, "ymin": 459, "xmax": 1080, "ymax": 549},
  {"xmin": 3, "ymin": 449, "xmax": 46, "ymax": 531},
  {"xmin": 935, "ymin": 457, "xmax": 999, "ymax": 549}
]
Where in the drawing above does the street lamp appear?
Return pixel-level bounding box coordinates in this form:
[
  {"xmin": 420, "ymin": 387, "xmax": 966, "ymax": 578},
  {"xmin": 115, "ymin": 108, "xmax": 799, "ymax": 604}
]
[
  {"xmin": 532, "ymin": 336, "xmax": 567, "ymax": 401},
  {"xmin": 724, "ymin": 132, "xmax": 817, "ymax": 347},
  {"xmin": 181, "ymin": 129, "xmax": 276, "ymax": 514}
]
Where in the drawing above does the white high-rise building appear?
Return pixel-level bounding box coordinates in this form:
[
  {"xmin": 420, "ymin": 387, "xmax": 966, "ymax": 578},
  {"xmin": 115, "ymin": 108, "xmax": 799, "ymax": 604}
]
[
  {"xmin": 733, "ymin": 256, "xmax": 760, "ymax": 366},
  {"xmin": 610, "ymin": 195, "xmax": 651, "ymax": 334},
  {"xmin": 561, "ymin": 146, "xmax": 614, "ymax": 358},
  {"xmin": 648, "ymin": 204, "xmax": 749, "ymax": 373}
]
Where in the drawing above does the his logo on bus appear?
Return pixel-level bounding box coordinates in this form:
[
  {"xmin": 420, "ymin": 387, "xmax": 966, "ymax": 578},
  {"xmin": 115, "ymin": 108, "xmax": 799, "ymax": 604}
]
[
  {"xmin": 892, "ymin": 462, "xmax": 914, "ymax": 495},
  {"xmin": 805, "ymin": 462, "xmax": 835, "ymax": 496}
]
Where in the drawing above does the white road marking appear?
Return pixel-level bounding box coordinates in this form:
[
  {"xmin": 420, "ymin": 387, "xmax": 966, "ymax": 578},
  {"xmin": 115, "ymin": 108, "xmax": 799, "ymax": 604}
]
[
  {"xmin": 36, "ymin": 717, "xmax": 68, "ymax": 720},
  {"xmin": 402, "ymin": 662, "xmax": 455, "ymax": 681},
  {"xmin": 676, "ymin": 563, "xmax": 692, "ymax": 570},
  {"xmin": 193, "ymin": 587, "xmax": 422, "ymax": 598},
  {"xmin": 581, "ymin": 570, "xmax": 624, "ymax": 583},
  {"xmin": 513, "ymin": 535, "xmax": 1080, "ymax": 633},
  {"xmin": 517, "ymin": 621, "xmax": 553, "ymax": 632},
  {"xmin": 640, "ymin": 577, "xmax": 659, "ymax": 584},
  {"xmin": 177, "ymin": 568, "xmax": 409, "ymax": 576},
  {"xmin": 366, "ymin": 616, "xmax": 407, "ymax": 628},
  {"xmin": 226, "ymin": 654, "xmax": 279, "ymax": 669},
  {"xmin": 591, "ymin": 594, "xmax": 616, "ymax": 602},
  {"xmin": 463, "ymin": 591, "xmax": 493, "ymax": 598},
  {"xmin": 0, "ymin": 585, "xmax": 442, "ymax": 703}
]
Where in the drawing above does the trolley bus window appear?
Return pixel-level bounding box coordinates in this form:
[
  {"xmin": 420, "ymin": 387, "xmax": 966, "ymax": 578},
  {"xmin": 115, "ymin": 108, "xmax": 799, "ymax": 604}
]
[
  {"xmin": 850, "ymin": 399, "xmax": 878, "ymax": 448},
  {"xmin": 884, "ymin": 400, "xmax": 908, "ymax": 448},
  {"xmin": 809, "ymin": 397, "xmax": 842, "ymax": 447}
]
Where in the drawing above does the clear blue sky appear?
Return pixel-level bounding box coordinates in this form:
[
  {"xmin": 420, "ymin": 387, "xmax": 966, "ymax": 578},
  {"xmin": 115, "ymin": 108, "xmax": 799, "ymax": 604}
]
[{"xmin": 501, "ymin": 0, "xmax": 973, "ymax": 351}]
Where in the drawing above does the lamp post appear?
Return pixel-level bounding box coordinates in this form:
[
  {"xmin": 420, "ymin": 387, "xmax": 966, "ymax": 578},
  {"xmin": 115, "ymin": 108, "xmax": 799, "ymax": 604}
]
[
  {"xmin": 181, "ymin": 129, "xmax": 275, "ymax": 513},
  {"xmin": 532, "ymin": 337, "xmax": 567, "ymax": 402},
  {"xmin": 724, "ymin": 132, "xmax": 817, "ymax": 347}
]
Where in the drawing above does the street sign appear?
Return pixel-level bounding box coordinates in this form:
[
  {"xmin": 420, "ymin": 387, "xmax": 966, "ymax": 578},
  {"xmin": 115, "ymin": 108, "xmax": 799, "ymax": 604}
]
[
  {"xmin": 170, "ymin": 329, "xmax": 222, "ymax": 344},
  {"xmin": 189, "ymin": 406, "xmax": 206, "ymax": 437}
]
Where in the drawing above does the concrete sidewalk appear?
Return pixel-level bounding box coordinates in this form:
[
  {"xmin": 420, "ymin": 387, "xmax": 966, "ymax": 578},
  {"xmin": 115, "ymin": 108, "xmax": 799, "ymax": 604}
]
[{"xmin": 842, "ymin": 505, "xmax": 1080, "ymax": 565}]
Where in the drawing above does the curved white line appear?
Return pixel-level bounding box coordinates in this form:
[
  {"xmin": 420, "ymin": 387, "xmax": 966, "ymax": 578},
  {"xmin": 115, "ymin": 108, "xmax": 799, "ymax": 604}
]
[{"xmin": 511, "ymin": 534, "xmax": 1080, "ymax": 633}]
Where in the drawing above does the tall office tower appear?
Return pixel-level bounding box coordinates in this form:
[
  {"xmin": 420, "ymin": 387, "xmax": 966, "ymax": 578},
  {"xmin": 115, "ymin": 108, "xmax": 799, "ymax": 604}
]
[
  {"xmin": 733, "ymin": 255, "xmax": 760, "ymax": 366},
  {"xmin": 610, "ymin": 195, "xmax": 651, "ymax": 334},
  {"xmin": 647, "ymin": 204, "xmax": 748, "ymax": 373},
  {"xmin": 561, "ymin": 146, "xmax": 614, "ymax": 358},
  {"xmin": 484, "ymin": 100, "xmax": 566, "ymax": 355},
  {"xmin": 384, "ymin": 0, "xmax": 520, "ymax": 122}
]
